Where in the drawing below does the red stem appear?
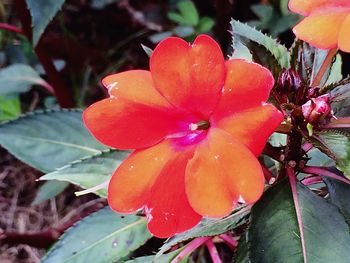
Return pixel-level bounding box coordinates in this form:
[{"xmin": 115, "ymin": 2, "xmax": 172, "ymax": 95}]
[
  {"xmin": 13, "ymin": 0, "xmax": 74, "ymax": 108},
  {"xmin": 286, "ymin": 165, "xmax": 307, "ymax": 263},
  {"xmin": 0, "ymin": 201, "xmax": 106, "ymax": 248},
  {"xmin": 219, "ymin": 234, "xmax": 237, "ymax": 250},
  {"xmin": 311, "ymin": 48, "xmax": 338, "ymax": 88},
  {"xmin": 0, "ymin": 23, "xmax": 23, "ymax": 34},
  {"xmin": 301, "ymin": 175, "xmax": 322, "ymax": 186},
  {"xmin": 301, "ymin": 142, "xmax": 313, "ymax": 153},
  {"xmin": 206, "ymin": 239, "xmax": 222, "ymax": 263},
  {"xmin": 171, "ymin": 237, "xmax": 211, "ymax": 263},
  {"xmin": 322, "ymin": 117, "xmax": 350, "ymax": 129},
  {"xmin": 303, "ymin": 166, "xmax": 350, "ymax": 186}
]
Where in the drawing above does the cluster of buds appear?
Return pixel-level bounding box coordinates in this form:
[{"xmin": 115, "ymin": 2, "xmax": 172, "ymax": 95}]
[
  {"xmin": 301, "ymin": 94, "xmax": 332, "ymax": 125},
  {"xmin": 278, "ymin": 69, "xmax": 302, "ymax": 93}
]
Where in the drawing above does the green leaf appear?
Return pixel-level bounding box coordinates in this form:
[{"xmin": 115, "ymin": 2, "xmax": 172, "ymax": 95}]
[
  {"xmin": 0, "ymin": 64, "xmax": 50, "ymax": 96},
  {"xmin": 41, "ymin": 207, "xmax": 152, "ymax": 263},
  {"xmin": 40, "ymin": 150, "xmax": 129, "ymax": 197},
  {"xmin": 325, "ymin": 55, "xmax": 342, "ymax": 86},
  {"xmin": 324, "ymin": 176, "xmax": 350, "ymax": 221},
  {"xmin": 0, "ymin": 109, "xmax": 107, "ymax": 173},
  {"xmin": 26, "ymin": 0, "xmax": 66, "ymax": 46},
  {"xmin": 234, "ymin": 232, "xmax": 250, "ymax": 263},
  {"xmin": 167, "ymin": 12, "xmax": 187, "ymax": 25},
  {"xmin": 32, "ymin": 180, "xmax": 69, "ymax": 205},
  {"xmin": 0, "ymin": 95, "xmax": 21, "ymax": 121},
  {"xmin": 242, "ymin": 180, "xmax": 350, "ymax": 263},
  {"xmin": 230, "ymin": 20, "xmax": 290, "ymax": 70},
  {"xmin": 126, "ymin": 249, "xmax": 182, "ymax": 263},
  {"xmin": 196, "ymin": 17, "xmax": 215, "ymax": 33},
  {"xmin": 158, "ymin": 205, "xmax": 250, "ymax": 255},
  {"xmin": 177, "ymin": 1, "xmax": 199, "ymax": 26},
  {"xmin": 312, "ymin": 130, "xmax": 350, "ymax": 177},
  {"xmin": 140, "ymin": 44, "xmax": 153, "ymax": 58}
]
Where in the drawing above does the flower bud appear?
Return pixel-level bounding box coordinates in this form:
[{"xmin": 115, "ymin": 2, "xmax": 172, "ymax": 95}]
[
  {"xmin": 277, "ymin": 69, "xmax": 302, "ymax": 92},
  {"xmin": 302, "ymin": 94, "xmax": 331, "ymax": 125}
]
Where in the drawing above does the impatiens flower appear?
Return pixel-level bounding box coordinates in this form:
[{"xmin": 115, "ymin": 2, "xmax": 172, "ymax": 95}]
[
  {"xmin": 83, "ymin": 35, "xmax": 283, "ymax": 238},
  {"xmin": 289, "ymin": 0, "xmax": 350, "ymax": 52}
]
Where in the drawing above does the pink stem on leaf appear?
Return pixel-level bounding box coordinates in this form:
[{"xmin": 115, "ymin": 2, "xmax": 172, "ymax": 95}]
[
  {"xmin": 206, "ymin": 239, "xmax": 222, "ymax": 263},
  {"xmin": 219, "ymin": 234, "xmax": 237, "ymax": 250},
  {"xmin": 302, "ymin": 142, "xmax": 313, "ymax": 153},
  {"xmin": 311, "ymin": 48, "xmax": 338, "ymax": 88},
  {"xmin": 171, "ymin": 237, "xmax": 211, "ymax": 263},
  {"xmin": 286, "ymin": 165, "xmax": 307, "ymax": 263},
  {"xmin": 0, "ymin": 23, "xmax": 23, "ymax": 34},
  {"xmin": 301, "ymin": 175, "xmax": 322, "ymax": 186},
  {"xmin": 322, "ymin": 117, "xmax": 350, "ymax": 129},
  {"xmin": 302, "ymin": 166, "xmax": 350, "ymax": 186}
]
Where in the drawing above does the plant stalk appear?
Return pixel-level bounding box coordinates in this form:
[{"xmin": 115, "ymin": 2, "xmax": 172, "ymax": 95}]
[{"xmin": 310, "ymin": 48, "xmax": 338, "ymax": 88}]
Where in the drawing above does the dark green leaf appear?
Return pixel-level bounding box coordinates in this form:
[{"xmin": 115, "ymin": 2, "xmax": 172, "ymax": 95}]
[
  {"xmin": 40, "ymin": 150, "xmax": 129, "ymax": 198},
  {"xmin": 158, "ymin": 206, "xmax": 250, "ymax": 255},
  {"xmin": 230, "ymin": 20, "xmax": 290, "ymax": 70},
  {"xmin": 0, "ymin": 64, "xmax": 49, "ymax": 95},
  {"xmin": 26, "ymin": 0, "xmax": 66, "ymax": 46},
  {"xmin": 312, "ymin": 130, "xmax": 350, "ymax": 177},
  {"xmin": 0, "ymin": 109, "xmax": 107, "ymax": 172},
  {"xmin": 245, "ymin": 180, "xmax": 350, "ymax": 263},
  {"xmin": 234, "ymin": 232, "xmax": 250, "ymax": 263},
  {"xmin": 126, "ymin": 249, "xmax": 182, "ymax": 263},
  {"xmin": 32, "ymin": 181, "xmax": 69, "ymax": 205},
  {"xmin": 41, "ymin": 207, "xmax": 152, "ymax": 263},
  {"xmin": 324, "ymin": 176, "xmax": 350, "ymax": 221}
]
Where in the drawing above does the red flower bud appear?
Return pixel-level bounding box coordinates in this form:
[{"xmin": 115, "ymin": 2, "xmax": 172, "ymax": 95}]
[{"xmin": 302, "ymin": 94, "xmax": 331, "ymax": 125}]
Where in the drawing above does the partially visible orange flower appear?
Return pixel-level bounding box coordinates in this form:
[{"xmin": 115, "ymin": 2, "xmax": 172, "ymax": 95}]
[
  {"xmin": 290, "ymin": 0, "xmax": 350, "ymax": 52},
  {"xmin": 83, "ymin": 35, "xmax": 283, "ymax": 238}
]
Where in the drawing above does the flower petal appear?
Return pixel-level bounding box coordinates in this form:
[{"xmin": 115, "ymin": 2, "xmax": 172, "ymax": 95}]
[
  {"xmin": 83, "ymin": 98, "xmax": 189, "ymax": 150},
  {"xmin": 288, "ymin": 0, "xmax": 342, "ymax": 15},
  {"xmin": 338, "ymin": 14, "xmax": 350, "ymax": 52},
  {"xmin": 102, "ymin": 70, "xmax": 170, "ymax": 108},
  {"xmin": 147, "ymin": 149, "xmax": 202, "ymax": 238},
  {"xmin": 108, "ymin": 140, "xmax": 174, "ymax": 212},
  {"xmin": 293, "ymin": 9, "xmax": 348, "ymax": 49},
  {"xmin": 108, "ymin": 140, "xmax": 201, "ymax": 238},
  {"xmin": 216, "ymin": 105, "xmax": 283, "ymax": 156},
  {"xmin": 185, "ymin": 129, "xmax": 264, "ymax": 217},
  {"xmin": 211, "ymin": 59, "xmax": 275, "ymax": 120},
  {"xmin": 150, "ymin": 35, "xmax": 225, "ymax": 118}
]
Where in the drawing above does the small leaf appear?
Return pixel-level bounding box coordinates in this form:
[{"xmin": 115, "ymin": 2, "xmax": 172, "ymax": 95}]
[
  {"xmin": 312, "ymin": 130, "xmax": 350, "ymax": 177},
  {"xmin": 177, "ymin": 1, "xmax": 199, "ymax": 26},
  {"xmin": 40, "ymin": 150, "xmax": 129, "ymax": 198},
  {"xmin": 230, "ymin": 20, "xmax": 290, "ymax": 70},
  {"xmin": 0, "ymin": 109, "xmax": 107, "ymax": 173},
  {"xmin": 158, "ymin": 205, "xmax": 250, "ymax": 255},
  {"xmin": 245, "ymin": 179, "xmax": 350, "ymax": 262},
  {"xmin": 196, "ymin": 17, "xmax": 215, "ymax": 33},
  {"xmin": 32, "ymin": 181, "xmax": 69, "ymax": 205},
  {"xmin": 0, "ymin": 64, "xmax": 50, "ymax": 96},
  {"xmin": 140, "ymin": 44, "xmax": 153, "ymax": 57},
  {"xmin": 26, "ymin": 0, "xmax": 66, "ymax": 46},
  {"xmin": 0, "ymin": 95, "xmax": 21, "ymax": 121},
  {"xmin": 41, "ymin": 207, "xmax": 152, "ymax": 263}
]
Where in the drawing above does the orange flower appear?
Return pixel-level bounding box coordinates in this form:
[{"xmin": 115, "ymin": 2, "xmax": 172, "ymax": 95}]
[
  {"xmin": 83, "ymin": 35, "xmax": 283, "ymax": 238},
  {"xmin": 290, "ymin": 0, "xmax": 350, "ymax": 52}
]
